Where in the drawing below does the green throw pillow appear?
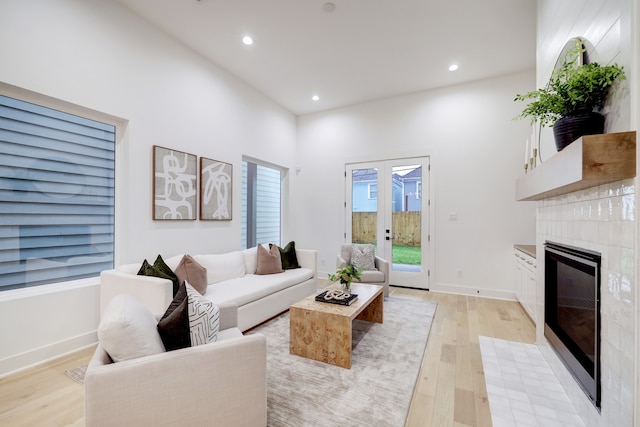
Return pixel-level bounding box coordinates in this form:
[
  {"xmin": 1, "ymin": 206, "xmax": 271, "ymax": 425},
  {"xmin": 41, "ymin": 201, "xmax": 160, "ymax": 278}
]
[
  {"xmin": 137, "ymin": 255, "xmax": 180, "ymax": 296},
  {"xmin": 271, "ymin": 241, "xmax": 300, "ymax": 270}
]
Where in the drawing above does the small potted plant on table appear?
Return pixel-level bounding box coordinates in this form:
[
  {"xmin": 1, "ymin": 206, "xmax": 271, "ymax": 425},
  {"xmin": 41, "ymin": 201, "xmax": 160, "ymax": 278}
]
[{"xmin": 328, "ymin": 264, "xmax": 362, "ymax": 294}]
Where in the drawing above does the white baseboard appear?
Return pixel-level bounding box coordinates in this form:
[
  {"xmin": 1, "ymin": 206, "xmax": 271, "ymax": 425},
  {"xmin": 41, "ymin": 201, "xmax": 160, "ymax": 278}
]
[
  {"xmin": 429, "ymin": 282, "xmax": 516, "ymax": 301},
  {"xmin": 0, "ymin": 331, "xmax": 97, "ymax": 378}
]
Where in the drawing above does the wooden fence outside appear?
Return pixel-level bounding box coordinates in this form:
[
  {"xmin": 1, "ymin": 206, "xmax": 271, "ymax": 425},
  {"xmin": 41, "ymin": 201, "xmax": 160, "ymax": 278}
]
[{"xmin": 351, "ymin": 211, "xmax": 421, "ymax": 246}]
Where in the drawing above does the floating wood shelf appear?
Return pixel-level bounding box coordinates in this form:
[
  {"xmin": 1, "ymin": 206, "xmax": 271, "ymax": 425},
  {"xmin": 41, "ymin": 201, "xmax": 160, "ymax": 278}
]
[{"xmin": 516, "ymin": 131, "xmax": 636, "ymax": 201}]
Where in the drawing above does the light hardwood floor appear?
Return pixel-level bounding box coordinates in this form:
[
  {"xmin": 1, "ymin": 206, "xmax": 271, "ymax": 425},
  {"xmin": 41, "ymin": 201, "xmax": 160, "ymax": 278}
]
[
  {"xmin": 400, "ymin": 288, "xmax": 535, "ymax": 427},
  {"xmin": 0, "ymin": 287, "xmax": 535, "ymax": 427}
]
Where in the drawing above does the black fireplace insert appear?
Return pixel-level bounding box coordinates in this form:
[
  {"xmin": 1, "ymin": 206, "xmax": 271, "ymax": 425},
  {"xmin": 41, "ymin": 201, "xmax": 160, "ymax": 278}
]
[{"xmin": 544, "ymin": 241, "xmax": 601, "ymax": 410}]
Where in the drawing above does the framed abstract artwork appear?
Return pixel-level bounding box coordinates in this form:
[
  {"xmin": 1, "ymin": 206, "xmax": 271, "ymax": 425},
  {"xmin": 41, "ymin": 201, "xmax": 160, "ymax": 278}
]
[
  {"xmin": 200, "ymin": 157, "xmax": 232, "ymax": 220},
  {"xmin": 153, "ymin": 145, "xmax": 197, "ymax": 220}
]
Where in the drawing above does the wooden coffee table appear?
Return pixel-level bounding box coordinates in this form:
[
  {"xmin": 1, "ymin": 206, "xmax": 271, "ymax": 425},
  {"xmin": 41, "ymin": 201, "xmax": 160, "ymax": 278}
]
[{"xmin": 289, "ymin": 283, "xmax": 383, "ymax": 369}]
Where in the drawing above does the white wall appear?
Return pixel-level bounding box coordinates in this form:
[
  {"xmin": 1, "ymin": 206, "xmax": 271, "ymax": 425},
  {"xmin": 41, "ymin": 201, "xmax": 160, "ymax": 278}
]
[
  {"xmin": 295, "ymin": 71, "xmax": 537, "ymax": 297},
  {"xmin": 0, "ymin": 0, "xmax": 297, "ymax": 376}
]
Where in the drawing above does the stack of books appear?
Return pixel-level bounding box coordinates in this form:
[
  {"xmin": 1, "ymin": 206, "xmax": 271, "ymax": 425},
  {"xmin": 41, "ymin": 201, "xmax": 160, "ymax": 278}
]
[{"xmin": 315, "ymin": 290, "xmax": 358, "ymax": 306}]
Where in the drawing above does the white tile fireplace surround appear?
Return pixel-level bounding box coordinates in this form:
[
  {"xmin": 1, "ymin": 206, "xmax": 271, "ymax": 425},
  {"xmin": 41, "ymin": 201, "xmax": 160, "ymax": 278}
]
[{"xmin": 536, "ymin": 178, "xmax": 635, "ymax": 427}]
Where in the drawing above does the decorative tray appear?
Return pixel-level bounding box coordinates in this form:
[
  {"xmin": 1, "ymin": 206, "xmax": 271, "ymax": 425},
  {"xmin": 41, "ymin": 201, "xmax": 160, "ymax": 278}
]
[{"xmin": 315, "ymin": 290, "xmax": 358, "ymax": 306}]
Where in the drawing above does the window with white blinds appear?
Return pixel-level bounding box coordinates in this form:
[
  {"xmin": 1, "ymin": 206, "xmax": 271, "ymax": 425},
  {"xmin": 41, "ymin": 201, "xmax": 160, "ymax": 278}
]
[
  {"xmin": 0, "ymin": 95, "xmax": 115, "ymax": 291},
  {"xmin": 241, "ymin": 160, "xmax": 281, "ymax": 249}
]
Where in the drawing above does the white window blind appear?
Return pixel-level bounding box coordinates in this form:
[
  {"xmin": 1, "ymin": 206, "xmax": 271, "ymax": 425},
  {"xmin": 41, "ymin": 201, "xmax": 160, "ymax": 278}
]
[
  {"xmin": 241, "ymin": 160, "xmax": 281, "ymax": 249},
  {"xmin": 241, "ymin": 161, "xmax": 248, "ymax": 248},
  {"xmin": 255, "ymin": 165, "xmax": 281, "ymax": 246},
  {"xmin": 0, "ymin": 95, "xmax": 115, "ymax": 290}
]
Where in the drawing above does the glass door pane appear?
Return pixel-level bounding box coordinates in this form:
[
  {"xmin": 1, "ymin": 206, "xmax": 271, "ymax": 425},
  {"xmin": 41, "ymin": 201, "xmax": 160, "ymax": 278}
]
[
  {"xmin": 350, "ymin": 168, "xmax": 378, "ymax": 246},
  {"xmin": 390, "ymin": 164, "xmax": 422, "ymax": 273}
]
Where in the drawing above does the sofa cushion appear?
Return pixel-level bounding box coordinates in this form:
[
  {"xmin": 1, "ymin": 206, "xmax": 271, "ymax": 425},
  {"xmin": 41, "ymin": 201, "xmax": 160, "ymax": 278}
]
[
  {"xmin": 194, "ymin": 252, "xmax": 245, "ymax": 284},
  {"xmin": 358, "ymin": 269, "xmax": 385, "ymax": 283},
  {"xmin": 164, "ymin": 253, "xmax": 186, "ymax": 271},
  {"xmin": 351, "ymin": 244, "xmax": 377, "ymax": 271},
  {"xmin": 186, "ymin": 282, "xmax": 220, "ymax": 345},
  {"xmin": 157, "ymin": 283, "xmax": 190, "ymax": 351},
  {"xmin": 174, "ymin": 254, "xmax": 207, "ymax": 294},
  {"xmin": 242, "ymin": 246, "xmax": 258, "ymax": 274},
  {"xmin": 256, "ymin": 244, "xmax": 284, "ymax": 275},
  {"xmin": 117, "ymin": 262, "xmax": 142, "ymax": 274},
  {"xmin": 203, "ymin": 268, "xmax": 314, "ymax": 308},
  {"xmin": 98, "ymin": 294, "xmax": 166, "ymax": 362},
  {"xmin": 137, "ymin": 255, "xmax": 180, "ymax": 296},
  {"xmin": 272, "ymin": 241, "xmax": 300, "ymax": 270}
]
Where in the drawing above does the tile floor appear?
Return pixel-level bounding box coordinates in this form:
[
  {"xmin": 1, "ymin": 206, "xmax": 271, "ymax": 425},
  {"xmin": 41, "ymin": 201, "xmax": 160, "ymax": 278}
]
[{"xmin": 479, "ymin": 336, "xmax": 586, "ymax": 427}]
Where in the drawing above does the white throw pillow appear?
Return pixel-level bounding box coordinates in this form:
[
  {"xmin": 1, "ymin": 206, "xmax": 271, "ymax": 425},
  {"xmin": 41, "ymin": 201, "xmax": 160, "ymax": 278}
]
[
  {"xmin": 194, "ymin": 252, "xmax": 245, "ymax": 284},
  {"xmin": 164, "ymin": 253, "xmax": 186, "ymax": 271},
  {"xmin": 185, "ymin": 282, "xmax": 220, "ymax": 346},
  {"xmin": 98, "ymin": 294, "xmax": 166, "ymax": 362},
  {"xmin": 351, "ymin": 244, "xmax": 377, "ymax": 271},
  {"xmin": 116, "ymin": 262, "xmax": 142, "ymax": 274},
  {"xmin": 242, "ymin": 246, "xmax": 258, "ymax": 274}
]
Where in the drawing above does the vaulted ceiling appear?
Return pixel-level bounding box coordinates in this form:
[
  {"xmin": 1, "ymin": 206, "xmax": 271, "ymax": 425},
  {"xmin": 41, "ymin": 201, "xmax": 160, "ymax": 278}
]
[{"xmin": 116, "ymin": 0, "xmax": 536, "ymax": 115}]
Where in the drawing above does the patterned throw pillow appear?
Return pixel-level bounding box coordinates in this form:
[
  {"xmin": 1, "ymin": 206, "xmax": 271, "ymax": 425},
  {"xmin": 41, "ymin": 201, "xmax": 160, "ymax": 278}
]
[
  {"xmin": 185, "ymin": 282, "xmax": 220, "ymax": 346},
  {"xmin": 351, "ymin": 244, "xmax": 376, "ymax": 271}
]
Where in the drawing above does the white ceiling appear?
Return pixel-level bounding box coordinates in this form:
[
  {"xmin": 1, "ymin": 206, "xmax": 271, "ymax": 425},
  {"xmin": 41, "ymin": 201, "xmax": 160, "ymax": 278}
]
[{"xmin": 116, "ymin": 0, "xmax": 537, "ymax": 115}]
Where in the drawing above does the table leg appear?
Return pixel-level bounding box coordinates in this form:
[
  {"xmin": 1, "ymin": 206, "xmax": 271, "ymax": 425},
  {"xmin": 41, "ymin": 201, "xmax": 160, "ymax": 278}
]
[
  {"xmin": 355, "ymin": 291, "xmax": 383, "ymax": 323},
  {"xmin": 290, "ymin": 307, "xmax": 352, "ymax": 369}
]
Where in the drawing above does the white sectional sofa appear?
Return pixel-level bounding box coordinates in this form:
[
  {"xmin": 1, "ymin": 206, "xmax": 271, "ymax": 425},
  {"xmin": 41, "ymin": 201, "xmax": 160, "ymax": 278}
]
[{"xmin": 100, "ymin": 247, "xmax": 317, "ymax": 331}]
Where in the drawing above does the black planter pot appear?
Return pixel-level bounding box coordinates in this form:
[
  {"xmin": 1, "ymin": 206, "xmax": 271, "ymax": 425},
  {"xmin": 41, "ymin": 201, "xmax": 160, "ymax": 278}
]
[{"xmin": 552, "ymin": 111, "xmax": 605, "ymax": 151}]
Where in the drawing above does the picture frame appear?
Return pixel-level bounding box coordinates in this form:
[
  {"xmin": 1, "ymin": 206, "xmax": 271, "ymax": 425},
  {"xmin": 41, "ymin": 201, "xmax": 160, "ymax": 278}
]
[
  {"xmin": 153, "ymin": 145, "xmax": 197, "ymax": 220},
  {"xmin": 200, "ymin": 157, "xmax": 232, "ymax": 220}
]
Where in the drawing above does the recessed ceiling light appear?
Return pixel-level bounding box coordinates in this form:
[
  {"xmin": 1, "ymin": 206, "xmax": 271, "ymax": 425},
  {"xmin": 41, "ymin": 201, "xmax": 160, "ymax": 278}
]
[
  {"xmin": 312, "ymin": 95, "xmax": 320, "ymax": 101},
  {"xmin": 448, "ymin": 64, "xmax": 459, "ymax": 71},
  {"xmin": 322, "ymin": 2, "xmax": 336, "ymax": 13},
  {"xmin": 242, "ymin": 36, "xmax": 253, "ymax": 46}
]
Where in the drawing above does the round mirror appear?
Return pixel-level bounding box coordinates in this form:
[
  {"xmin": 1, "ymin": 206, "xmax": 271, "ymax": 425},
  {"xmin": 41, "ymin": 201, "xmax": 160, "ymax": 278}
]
[
  {"xmin": 554, "ymin": 37, "xmax": 588, "ymax": 70},
  {"xmin": 536, "ymin": 37, "xmax": 591, "ymax": 163}
]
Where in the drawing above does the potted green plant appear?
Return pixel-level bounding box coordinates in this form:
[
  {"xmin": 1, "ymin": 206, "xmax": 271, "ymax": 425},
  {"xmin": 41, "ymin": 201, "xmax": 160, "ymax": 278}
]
[
  {"xmin": 515, "ymin": 45, "xmax": 625, "ymax": 151},
  {"xmin": 328, "ymin": 264, "xmax": 362, "ymax": 292}
]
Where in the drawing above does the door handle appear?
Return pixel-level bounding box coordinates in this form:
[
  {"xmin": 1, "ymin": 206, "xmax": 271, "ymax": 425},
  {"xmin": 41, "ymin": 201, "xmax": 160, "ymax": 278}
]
[{"xmin": 386, "ymin": 236, "xmax": 392, "ymax": 240}]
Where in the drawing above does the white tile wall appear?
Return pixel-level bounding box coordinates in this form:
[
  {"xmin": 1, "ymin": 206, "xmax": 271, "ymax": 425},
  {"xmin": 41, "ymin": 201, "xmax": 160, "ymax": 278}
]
[
  {"xmin": 536, "ymin": 179, "xmax": 635, "ymax": 427},
  {"xmin": 535, "ymin": 1, "xmax": 636, "ymax": 425}
]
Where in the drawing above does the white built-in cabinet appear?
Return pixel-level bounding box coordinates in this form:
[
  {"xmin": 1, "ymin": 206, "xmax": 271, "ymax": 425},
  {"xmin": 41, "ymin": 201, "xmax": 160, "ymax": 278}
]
[{"xmin": 514, "ymin": 245, "xmax": 536, "ymax": 324}]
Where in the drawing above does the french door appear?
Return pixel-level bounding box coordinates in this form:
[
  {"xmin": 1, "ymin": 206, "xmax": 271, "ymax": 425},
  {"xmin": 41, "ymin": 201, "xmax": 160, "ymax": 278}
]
[{"xmin": 345, "ymin": 157, "xmax": 430, "ymax": 289}]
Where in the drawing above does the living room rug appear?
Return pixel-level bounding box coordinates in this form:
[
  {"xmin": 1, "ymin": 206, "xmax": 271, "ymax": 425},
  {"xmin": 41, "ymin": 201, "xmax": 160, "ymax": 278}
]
[
  {"xmin": 64, "ymin": 297, "xmax": 436, "ymax": 426},
  {"xmin": 251, "ymin": 296, "xmax": 437, "ymax": 427}
]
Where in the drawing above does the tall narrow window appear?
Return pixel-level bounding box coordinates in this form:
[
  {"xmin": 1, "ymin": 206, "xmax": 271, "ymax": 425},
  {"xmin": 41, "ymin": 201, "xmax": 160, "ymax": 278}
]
[
  {"xmin": 368, "ymin": 183, "xmax": 377, "ymax": 199},
  {"xmin": 0, "ymin": 95, "xmax": 115, "ymax": 290},
  {"xmin": 241, "ymin": 160, "xmax": 281, "ymax": 249}
]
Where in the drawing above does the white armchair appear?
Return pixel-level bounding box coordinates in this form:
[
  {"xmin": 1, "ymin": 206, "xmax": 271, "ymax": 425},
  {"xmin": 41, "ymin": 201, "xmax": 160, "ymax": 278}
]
[
  {"xmin": 337, "ymin": 244, "xmax": 390, "ymax": 297},
  {"xmin": 85, "ymin": 299, "xmax": 267, "ymax": 427}
]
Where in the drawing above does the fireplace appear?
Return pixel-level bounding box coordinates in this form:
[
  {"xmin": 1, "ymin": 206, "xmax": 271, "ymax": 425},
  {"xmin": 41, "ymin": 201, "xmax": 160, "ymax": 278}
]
[{"xmin": 544, "ymin": 241, "xmax": 601, "ymax": 410}]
